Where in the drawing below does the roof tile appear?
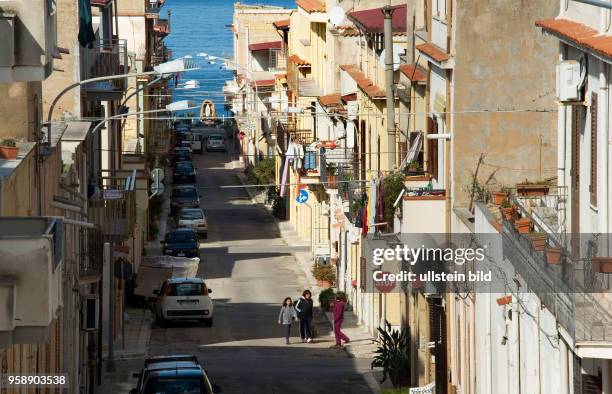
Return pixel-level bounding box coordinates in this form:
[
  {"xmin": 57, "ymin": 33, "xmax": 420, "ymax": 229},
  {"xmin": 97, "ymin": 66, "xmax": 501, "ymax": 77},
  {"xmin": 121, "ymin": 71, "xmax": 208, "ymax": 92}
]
[
  {"xmin": 273, "ymin": 19, "xmax": 290, "ymax": 29},
  {"xmin": 296, "ymin": 0, "xmax": 326, "ymax": 13},
  {"xmin": 416, "ymin": 43, "xmax": 449, "ymax": 62},
  {"xmin": 399, "ymin": 64, "xmax": 427, "ymax": 83},
  {"xmin": 340, "ymin": 65, "xmax": 386, "ymax": 99},
  {"xmin": 318, "ymin": 93, "xmax": 342, "ymax": 107},
  {"xmin": 288, "ymin": 54, "xmax": 311, "ymax": 67},
  {"xmin": 536, "ymin": 18, "xmax": 612, "ymax": 59},
  {"xmin": 348, "ymin": 5, "xmax": 407, "ymax": 34},
  {"xmin": 249, "ymin": 41, "xmax": 282, "ymax": 52}
]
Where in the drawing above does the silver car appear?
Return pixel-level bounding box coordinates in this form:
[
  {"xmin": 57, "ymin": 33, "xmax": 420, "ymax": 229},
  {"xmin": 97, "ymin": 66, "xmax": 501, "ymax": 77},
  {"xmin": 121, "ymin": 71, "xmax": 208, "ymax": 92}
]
[
  {"xmin": 178, "ymin": 208, "xmax": 207, "ymax": 238},
  {"xmin": 206, "ymin": 134, "xmax": 226, "ymax": 152}
]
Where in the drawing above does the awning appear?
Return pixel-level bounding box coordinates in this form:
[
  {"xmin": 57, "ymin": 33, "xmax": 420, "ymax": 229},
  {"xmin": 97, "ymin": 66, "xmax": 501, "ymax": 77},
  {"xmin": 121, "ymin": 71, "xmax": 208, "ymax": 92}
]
[
  {"xmin": 348, "ymin": 5, "xmax": 407, "ymax": 34},
  {"xmin": 399, "ymin": 64, "xmax": 427, "ymax": 83},
  {"xmin": 90, "ymin": 0, "xmax": 112, "ymax": 7},
  {"xmin": 288, "ymin": 54, "xmax": 311, "ymax": 67},
  {"xmin": 62, "ymin": 121, "xmax": 93, "ymax": 142},
  {"xmin": 416, "ymin": 43, "xmax": 449, "ymax": 63},
  {"xmin": 249, "ymin": 41, "xmax": 282, "ymax": 52},
  {"xmin": 273, "ymin": 19, "xmax": 290, "ymax": 30},
  {"xmin": 340, "ymin": 65, "xmax": 386, "ymax": 99},
  {"xmin": 318, "ymin": 93, "xmax": 342, "ymax": 108},
  {"xmin": 536, "ymin": 18, "xmax": 612, "ymax": 60}
]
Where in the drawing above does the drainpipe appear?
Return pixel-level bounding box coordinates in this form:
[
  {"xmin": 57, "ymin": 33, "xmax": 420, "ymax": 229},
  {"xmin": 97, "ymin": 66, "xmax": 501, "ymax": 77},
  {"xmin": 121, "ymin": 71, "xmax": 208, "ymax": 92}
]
[
  {"xmin": 0, "ymin": 177, "xmax": 3, "ymax": 215},
  {"xmin": 383, "ymin": 5, "xmax": 396, "ymax": 171},
  {"xmin": 600, "ymin": 62, "xmax": 609, "ymax": 235}
]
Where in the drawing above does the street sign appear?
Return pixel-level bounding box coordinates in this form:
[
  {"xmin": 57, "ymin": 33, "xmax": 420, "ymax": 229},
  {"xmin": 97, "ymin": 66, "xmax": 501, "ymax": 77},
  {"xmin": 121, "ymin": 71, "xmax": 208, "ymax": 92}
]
[
  {"xmin": 151, "ymin": 167, "xmax": 165, "ymax": 182},
  {"xmin": 296, "ymin": 189, "xmax": 308, "ymax": 204},
  {"xmin": 103, "ymin": 189, "xmax": 122, "ymax": 200},
  {"xmin": 374, "ymin": 271, "xmax": 396, "ymax": 293}
]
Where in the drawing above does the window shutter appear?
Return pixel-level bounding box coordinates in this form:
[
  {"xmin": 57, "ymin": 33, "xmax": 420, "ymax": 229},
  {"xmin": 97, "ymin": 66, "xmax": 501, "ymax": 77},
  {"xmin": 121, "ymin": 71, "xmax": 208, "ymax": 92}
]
[
  {"xmin": 428, "ymin": 117, "xmax": 439, "ymax": 181},
  {"xmin": 360, "ymin": 257, "xmax": 366, "ymax": 290},
  {"xmin": 590, "ymin": 93, "xmax": 598, "ymax": 206}
]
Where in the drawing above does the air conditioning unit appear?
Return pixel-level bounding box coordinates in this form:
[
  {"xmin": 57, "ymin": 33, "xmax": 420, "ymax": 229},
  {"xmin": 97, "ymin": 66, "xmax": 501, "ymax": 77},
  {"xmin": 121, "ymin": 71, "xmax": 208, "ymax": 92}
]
[
  {"xmin": 81, "ymin": 295, "xmax": 99, "ymax": 331},
  {"xmin": 556, "ymin": 60, "xmax": 585, "ymax": 102}
]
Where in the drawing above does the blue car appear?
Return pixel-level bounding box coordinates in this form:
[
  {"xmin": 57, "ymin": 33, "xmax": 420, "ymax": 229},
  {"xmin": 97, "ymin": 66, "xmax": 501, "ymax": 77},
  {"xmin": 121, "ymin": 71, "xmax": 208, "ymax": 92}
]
[{"xmin": 162, "ymin": 228, "xmax": 200, "ymax": 258}]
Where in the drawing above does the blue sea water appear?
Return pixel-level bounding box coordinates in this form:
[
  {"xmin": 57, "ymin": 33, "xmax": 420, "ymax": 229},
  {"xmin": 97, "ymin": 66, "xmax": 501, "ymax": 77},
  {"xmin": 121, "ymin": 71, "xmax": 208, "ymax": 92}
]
[{"xmin": 164, "ymin": 0, "xmax": 295, "ymax": 117}]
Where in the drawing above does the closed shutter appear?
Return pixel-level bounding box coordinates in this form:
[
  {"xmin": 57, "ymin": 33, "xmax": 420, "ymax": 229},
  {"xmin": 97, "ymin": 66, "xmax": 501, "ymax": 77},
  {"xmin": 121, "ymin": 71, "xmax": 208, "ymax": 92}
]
[
  {"xmin": 429, "ymin": 297, "xmax": 447, "ymax": 393},
  {"xmin": 581, "ymin": 373, "xmax": 602, "ymax": 394},
  {"xmin": 590, "ymin": 93, "xmax": 598, "ymax": 206},
  {"xmin": 360, "ymin": 257, "xmax": 366, "ymax": 290},
  {"xmin": 428, "ymin": 118, "xmax": 439, "ymax": 180}
]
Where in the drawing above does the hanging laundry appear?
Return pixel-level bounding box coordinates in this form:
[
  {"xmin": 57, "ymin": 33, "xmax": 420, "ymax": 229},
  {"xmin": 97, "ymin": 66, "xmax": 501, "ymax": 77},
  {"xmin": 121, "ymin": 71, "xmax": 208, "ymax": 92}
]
[{"xmin": 369, "ymin": 178, "xmax": 377, "ymax": 230}]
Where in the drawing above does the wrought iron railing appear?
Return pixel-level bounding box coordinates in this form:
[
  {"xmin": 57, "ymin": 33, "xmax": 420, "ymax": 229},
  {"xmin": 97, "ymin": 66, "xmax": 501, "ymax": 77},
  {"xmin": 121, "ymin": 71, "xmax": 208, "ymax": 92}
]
[
  {"xmin": 79, "ymin": 227, "xmax": 103, "ymax": 280},
  {"xmin": 80, "ymin": 38, "xmax": 128, "ymax": 85}
]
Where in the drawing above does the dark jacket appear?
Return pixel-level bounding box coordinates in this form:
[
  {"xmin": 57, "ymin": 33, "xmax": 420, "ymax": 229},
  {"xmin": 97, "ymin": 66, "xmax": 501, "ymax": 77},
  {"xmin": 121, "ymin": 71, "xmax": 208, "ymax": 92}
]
[{"xmin": 294, "ymin": 297, "xmax": 313, "ymax": 319}]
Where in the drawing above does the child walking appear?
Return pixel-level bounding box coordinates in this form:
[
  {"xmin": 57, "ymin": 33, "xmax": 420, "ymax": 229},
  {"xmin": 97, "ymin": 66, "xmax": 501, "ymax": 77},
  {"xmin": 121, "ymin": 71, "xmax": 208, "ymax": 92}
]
[{"xmin": 278, "ymin": 297, "xmax": 298, "ymax": 344}]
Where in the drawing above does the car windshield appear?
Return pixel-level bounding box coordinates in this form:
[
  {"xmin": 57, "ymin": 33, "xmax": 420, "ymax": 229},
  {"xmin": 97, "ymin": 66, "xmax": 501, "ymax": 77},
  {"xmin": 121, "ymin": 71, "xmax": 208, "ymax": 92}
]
[
  {"xmin": 175, "ymin": 161, "xmax": 193, "ymax": 168},
  {"xmin": 209, "ymin": 135, "xmax": 223, "ymax": 140},
  {"xmin": 166, "ymin": 231, "xmax": 197, "ymax": 243},
  {"xmin": 172, "ymin": 188, "xmax": 197, "ymax": 198},
  {"xmin": 180, "ymin": 210, "xmax": 204, "ymax": 220},
  {"xmin": 144, "ymin": 377, "xmax": 209, "ymax": 394},
  {"xmin": 168, "ymin": 282, "xmax": 207, "ymax": 296}
]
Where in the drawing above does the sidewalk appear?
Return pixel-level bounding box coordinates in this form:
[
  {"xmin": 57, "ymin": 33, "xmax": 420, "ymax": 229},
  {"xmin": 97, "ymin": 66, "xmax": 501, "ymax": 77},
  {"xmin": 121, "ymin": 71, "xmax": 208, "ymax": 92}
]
[{"xmin": 113, "ymin": 308, "xmax": 153, "ymax": 360}]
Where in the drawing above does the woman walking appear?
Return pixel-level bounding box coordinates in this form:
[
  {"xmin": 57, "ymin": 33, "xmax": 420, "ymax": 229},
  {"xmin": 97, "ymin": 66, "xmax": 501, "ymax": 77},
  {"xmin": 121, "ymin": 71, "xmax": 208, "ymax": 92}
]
[
  {"xmin": 278, "ymin": 297, "xmax": 297, "ymax": 344},
  {"xmin": 332, "ymin": 293, "xmax": 350, "ymax": 348},
  {"xmin": 294, "ymin": 290, "xmax": 314, "ymax": 343}
]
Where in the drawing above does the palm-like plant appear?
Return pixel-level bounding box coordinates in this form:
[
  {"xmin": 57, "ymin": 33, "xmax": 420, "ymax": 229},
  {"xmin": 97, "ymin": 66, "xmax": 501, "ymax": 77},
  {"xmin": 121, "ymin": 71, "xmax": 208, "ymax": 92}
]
[{"xmin": 371, "ymin": 320, "xmax": 410, "ymax": 386}]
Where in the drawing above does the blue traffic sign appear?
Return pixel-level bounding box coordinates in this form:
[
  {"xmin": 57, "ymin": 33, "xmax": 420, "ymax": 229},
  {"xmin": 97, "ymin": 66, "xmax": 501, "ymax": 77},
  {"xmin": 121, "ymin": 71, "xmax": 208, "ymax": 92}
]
[{"xmin": 296, "ymin": 189, "xmax": 309, "ymax": 204}]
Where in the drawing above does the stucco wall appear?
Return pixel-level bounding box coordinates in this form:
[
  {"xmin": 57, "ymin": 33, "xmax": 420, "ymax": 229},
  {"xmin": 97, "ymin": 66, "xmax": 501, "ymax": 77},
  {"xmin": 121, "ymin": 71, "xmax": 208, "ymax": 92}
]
[
  {"xmin": 0, "ymin": 82, "xmax": 41, "ymax": 142},
  {"xmin": 452, "ymin": 0, "xmax": 559, "ymax": 206},
  {"xmin": 42, "ymin": 0, "xmax": 80, "ymax": 121}
]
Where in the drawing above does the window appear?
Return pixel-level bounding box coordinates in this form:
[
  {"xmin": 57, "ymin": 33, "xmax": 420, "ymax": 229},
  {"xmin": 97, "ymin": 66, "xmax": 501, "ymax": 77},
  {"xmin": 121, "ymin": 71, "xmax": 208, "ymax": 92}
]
[
  {"xmin": 170, "ymin": 283, "xmax": 208, "ymax": 296},
  {"xmin": 432, "ymin": 0, "xmax": 446, "ymax": 19},
  {"xmin": 590, "ymin": 92, "xmax": 598, "ymax": 206},
  {"xmin": 165, "ymin": 231, "xmax": 197, "ymax": 243},
  {"xmin": 427, "ymin": 117, "xmax": 439, "ymax": 180}
]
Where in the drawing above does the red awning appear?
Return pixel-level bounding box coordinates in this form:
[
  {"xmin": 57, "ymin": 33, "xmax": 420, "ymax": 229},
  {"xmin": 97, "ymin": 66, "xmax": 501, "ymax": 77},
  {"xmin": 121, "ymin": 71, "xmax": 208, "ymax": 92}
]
[
  {"xmin": 288, "ymin": 54, "xmax": 311, "ymax": 67},
  {"xmin": 340, "ymin": 65, "xmax": 386, "ymax": 99},
  {"xmin": 348, "ymin": 5, "xmax": 407, "ymax": 34},
  {"xmin": 416, "ymin": 43, "xmax": 449, "ymax": 62},
  {"xmin": 249, "ymin": 41, "xmax": 282, "ymax": 52}
]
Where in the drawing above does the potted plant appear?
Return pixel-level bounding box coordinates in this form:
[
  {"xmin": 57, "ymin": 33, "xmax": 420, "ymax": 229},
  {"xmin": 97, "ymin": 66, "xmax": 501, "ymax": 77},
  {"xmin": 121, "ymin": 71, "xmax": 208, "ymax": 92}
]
[
  {"xmin": 491, "ymin": 190, "xmax": 506, "ymax": 205},
  {"xmin": 312, "ymin": 263, "xmax": 336, "ymax": 288},
  {"xmin": 500, "ymin": 200, "xmax": 515, "ymax": 221},
  {"xmin": 528, "ymin": 231, "xmax": 547, "ymax": 251},
  {"xmin": 325, "ymin": 162, "xmax": 338, "ymax": 189},
  {"xmin": 593, "ymin": 257, "xmax": 612, "ymax": 273},
  {"xmin": 0, "ymin": 138, "xmax": 18, "ymax": 160},
  {"xmin": 545, "ymin": 247, "xmax": 562, "ymax": 265},
  {"xmin": 371, "ymin": 321, "xmax": 410, "ymax": 387},
  {"xmin": 516, "ymin": 180, "xmax": 550, "ymax": 197},
  {"xmin": 318, "ymin": 288, "xmax": 335, "ymax": 312},
  {"xmin": 514, "ymin": 217, "xmax": 532, "ymax": 234},
  {"xmin": 407, "ymin": 160, "xmax": 422, "ymax": 174}
]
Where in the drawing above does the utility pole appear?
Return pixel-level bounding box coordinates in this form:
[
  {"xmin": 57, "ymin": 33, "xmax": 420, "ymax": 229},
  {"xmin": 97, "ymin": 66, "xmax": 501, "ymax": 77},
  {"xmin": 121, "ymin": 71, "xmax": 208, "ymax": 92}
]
[{"xmin": 383, "ymin": 5, "xmax": 396, "ymax": 171}]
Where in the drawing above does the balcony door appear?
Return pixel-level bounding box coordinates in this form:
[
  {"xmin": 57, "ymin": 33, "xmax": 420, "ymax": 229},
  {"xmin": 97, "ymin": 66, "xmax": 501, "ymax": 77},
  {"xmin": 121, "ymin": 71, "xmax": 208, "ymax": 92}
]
[{"xmin": 571, "ymin": 105, "xmax": 584, "ymax": 257}]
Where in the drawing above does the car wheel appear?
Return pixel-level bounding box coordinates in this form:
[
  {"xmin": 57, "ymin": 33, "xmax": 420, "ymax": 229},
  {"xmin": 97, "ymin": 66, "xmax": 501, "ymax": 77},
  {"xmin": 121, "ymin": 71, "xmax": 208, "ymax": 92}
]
[{"xmin": 204, "ymin": 317, "xmax": 213, "ymax": 327}]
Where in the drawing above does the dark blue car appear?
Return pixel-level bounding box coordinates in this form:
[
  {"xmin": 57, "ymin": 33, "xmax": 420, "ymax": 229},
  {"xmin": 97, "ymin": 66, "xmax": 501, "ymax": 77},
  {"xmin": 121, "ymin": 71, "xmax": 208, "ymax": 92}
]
[{"xmin": 162, "ymin": 228, "xmax": 200, "ymax": 258}]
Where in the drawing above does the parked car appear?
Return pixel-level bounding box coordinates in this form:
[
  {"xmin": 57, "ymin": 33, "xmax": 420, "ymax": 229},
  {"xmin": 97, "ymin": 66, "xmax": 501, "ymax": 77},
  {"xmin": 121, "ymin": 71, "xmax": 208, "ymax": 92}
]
[
  {"xmin": 131, "ymin": 355, "xmax": 221, "ymax": 394},
  {"xmin": 153, "ymin": 278, "xmax": 214, "ymax": 327},
  {"xmin": 171, "ymin": 185, "xmax": 200, "ymax": 214},
  {"xmin": 173, "ymin": 161, "xmax": 196, "ymax": 184},
  {"xmin": 178, "ymin": 208, "xmax": 207, "ymax": 238},
  {"xmin": 206, "ymin": 134, "xmax": 226, "ymax": 152},
  {"xmin": 184, "ymin": 133, "xmax": 203, "ymax": 154},
  {"xmin": 161, "ymin": 228, "xmax": 200, "ymax": 258},
  {"xmin": 172, "ymin": 147, "xmax": 192, "ymax": 164}
]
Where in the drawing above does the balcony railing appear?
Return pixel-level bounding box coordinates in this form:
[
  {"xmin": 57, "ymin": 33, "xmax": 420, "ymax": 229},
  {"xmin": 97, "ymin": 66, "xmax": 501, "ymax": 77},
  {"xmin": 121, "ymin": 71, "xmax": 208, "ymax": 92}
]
[
  {"xmin": 146, "ymin": 0, "xmax": 164, "ymax": 16},
  {"xmin": 80, "ymin": 38, "xmax": 128, "ymax": 87},
  {"xmin": 151, "ymin": 46, "xmax": 172, "ymax": 66},
  {"xmin": 89, "ymin": 175, "xmax": 137, "ymax": 241},
  {"xmin": 78, "ymin": 228, "xmax": 104, "ymax": 282}
]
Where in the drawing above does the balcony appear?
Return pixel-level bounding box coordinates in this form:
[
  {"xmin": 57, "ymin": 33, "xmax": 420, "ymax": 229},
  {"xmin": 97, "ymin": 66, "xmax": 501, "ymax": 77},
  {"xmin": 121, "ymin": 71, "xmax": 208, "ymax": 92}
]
[
  {"xmin": 146, "ymin": 0, "xmax": 164, "ymax": 18},
  {"xmin": 0, "ymin": 0, "xmax": 57, "ymax": 82},
  {"xmin": 499, "ymin": 194, "xmax": 612, "ymax": 356},
  {"xmin": 88, "ymin": 175, "xmax": 137, "ymax": 241},
  {"xmin": 79, "ymin": 228, "xmax": 104, "ymax": 283},
  {"xmin": 80, "ymin": 38, "xmax": 128, "ymax": 101},
  {"xmin": 153, "ymin": 18, "xmax": 171, "ymax": 37},
  {"xmin": 0, "ymin": 217, "xmax": 63, "ymax": 347},
  {"xmin": 401, "ymin": 187, "xmax": 446, "ymax": 233},
  {"xmin": 151, "ymin": 45, "xmax": 172, "ymax": 67}
]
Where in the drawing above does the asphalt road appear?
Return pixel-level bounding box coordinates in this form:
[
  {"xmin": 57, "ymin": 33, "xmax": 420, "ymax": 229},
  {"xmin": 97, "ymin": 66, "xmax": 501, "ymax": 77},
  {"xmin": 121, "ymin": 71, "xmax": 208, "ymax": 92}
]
[{"xmin": 101, "ymin": 127, "xmax": 376, "ymax": 394}]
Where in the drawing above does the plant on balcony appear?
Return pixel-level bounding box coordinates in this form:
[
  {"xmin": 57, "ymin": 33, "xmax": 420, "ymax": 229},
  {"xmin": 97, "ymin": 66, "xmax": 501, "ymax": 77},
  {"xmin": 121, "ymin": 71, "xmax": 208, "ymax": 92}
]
[
  {"xmin": 491, "ymin": 187, "xmax": 511, "ymax": 206},
  {"xmin": 593, "ymin": 257, "xmax": 612, "ymax": 273},
  {"xmin": 0, "ymin": 138, "xmax": 18, "ymax": 160},
  {"xmin": 514, "ymin": 217, "xmax": 532, "ymax": 234},
  {"xmin": 545, "ymin": 247, "xmax": 562, "ymax": 265},
  {"xmin": 500, "ymin": 199, "xmax": 516, "ymax": 221},
  {"xmin": 325, "ymin": 162, "xmax": 338, "ymax": 189},
  {"xmin": 516, "ymin": 179, "xmax": 550, "ymax": 197},
  {"xmin": 406, "ymin": 160, "xmax": 423, "ymax": 174},
  {"xmin": 312, "ymin": 263, "xmax": 336, "ymax": 288},
  {"xmin": 383, "ymin": 172, "xmax": 406, "ymax": 229},
  {"xmin": 371, "ymin": 320, "xmax": 410, "ymax": 387},
  {"xmin": 528, "ymin": 231, "xmax": 547, "ymax": 251}
]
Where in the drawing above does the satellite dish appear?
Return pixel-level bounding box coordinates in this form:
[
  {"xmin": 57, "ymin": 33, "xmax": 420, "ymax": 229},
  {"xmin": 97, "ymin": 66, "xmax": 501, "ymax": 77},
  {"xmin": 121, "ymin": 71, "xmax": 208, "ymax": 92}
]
[
  {"xmin": 380, "ymin": 45, "xmax": 405, "ymax": 72},
  {"xmin": 328, "ymin": 6, "xmax": 346, "ymax": 26}
]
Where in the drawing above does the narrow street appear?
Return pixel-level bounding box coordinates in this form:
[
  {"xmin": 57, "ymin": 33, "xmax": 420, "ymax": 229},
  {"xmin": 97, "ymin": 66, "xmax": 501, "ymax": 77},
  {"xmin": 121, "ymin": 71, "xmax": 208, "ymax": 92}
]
[{"xmin": 100, "ymin": 130, "xmax": 376, "ymax": 394}]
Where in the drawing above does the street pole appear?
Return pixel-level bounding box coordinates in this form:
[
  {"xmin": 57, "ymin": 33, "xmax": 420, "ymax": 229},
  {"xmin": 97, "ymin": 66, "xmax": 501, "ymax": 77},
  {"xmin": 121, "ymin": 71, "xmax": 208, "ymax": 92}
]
[
  {"xmin": 106, "ymin": 242, "xmax": 115, "ymax": 372},
  {"xmin": 383, "ymin": 5, "xmax": 396, "ymax": 171}
]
